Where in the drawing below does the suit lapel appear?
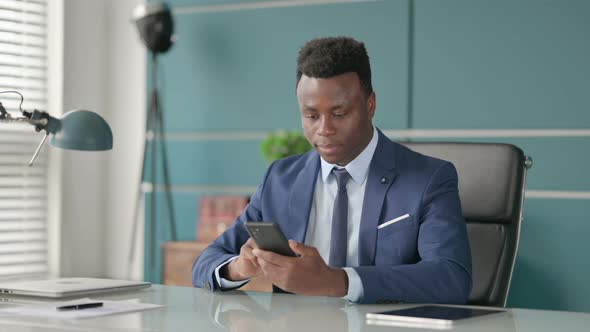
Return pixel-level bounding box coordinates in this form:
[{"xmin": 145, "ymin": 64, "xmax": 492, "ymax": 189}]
[
  {"xmin": 358, "ymin": 131, "xmax": 398, "ymax": 266},
  {"xmin": 287, "ymin": 153, "xmax": 320, "ymax": 243}
]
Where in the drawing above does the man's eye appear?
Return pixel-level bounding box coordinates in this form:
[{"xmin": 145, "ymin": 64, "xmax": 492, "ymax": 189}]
[
  {"xmin": 305, "ymin": 114, "xmax": 318, "ymax": 119},
  {"xmin": 334, "ymin": 113, "xmax": 347, "ymax": 117}
]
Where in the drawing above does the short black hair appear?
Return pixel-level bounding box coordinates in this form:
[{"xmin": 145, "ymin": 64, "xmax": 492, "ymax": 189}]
[{"xmin": 296, "ymin": 36, "xmax": 373, "ymax": 97}]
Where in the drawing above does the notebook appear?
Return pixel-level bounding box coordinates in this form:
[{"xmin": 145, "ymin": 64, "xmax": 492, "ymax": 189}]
[{"xmin": 0, "ymin": 278, "xmax": 151, "ymax": 298}]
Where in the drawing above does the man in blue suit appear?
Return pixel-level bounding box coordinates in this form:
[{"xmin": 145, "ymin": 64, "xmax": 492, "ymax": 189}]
[{"xmin": 193, "ymin": 36, "xmax": 472, "ymax": 304}]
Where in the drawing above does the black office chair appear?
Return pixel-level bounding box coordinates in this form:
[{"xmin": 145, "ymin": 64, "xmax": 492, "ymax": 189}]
[{"xmin": 401, "ymin": 142, "xmax": 532, "ymax": 307}]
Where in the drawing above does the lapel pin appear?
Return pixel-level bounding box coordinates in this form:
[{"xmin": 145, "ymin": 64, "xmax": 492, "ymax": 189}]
[{"xmin": 380, "ymin": 177, "xmax": 388, "ymax": 184}]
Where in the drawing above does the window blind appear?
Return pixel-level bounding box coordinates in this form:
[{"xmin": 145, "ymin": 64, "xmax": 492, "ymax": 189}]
[{"xmin": 0, "ymin": 0, "xmax": 49, "ymax": 278}]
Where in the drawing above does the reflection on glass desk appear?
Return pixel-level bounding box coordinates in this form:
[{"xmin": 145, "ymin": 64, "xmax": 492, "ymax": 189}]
[{"xmin": 0, "ymin": 284, "xmax": 588, "ymax": 331}]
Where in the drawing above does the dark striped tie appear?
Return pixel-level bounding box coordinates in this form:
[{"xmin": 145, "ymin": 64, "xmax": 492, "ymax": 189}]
[{"xmin": 329, "ymin": 168, "xmax": 351, "ymax": 268}]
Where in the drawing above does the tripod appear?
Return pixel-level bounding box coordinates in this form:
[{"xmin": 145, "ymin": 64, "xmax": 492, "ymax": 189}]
[{"xmin": 128, "ymin": 52, "xmax": 177, "ymax": 281}]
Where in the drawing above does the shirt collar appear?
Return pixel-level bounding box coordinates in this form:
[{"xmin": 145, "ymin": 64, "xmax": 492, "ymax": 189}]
[{"xmin": 320, "ymin": 126, "xmax": 379, "ymax": 185}]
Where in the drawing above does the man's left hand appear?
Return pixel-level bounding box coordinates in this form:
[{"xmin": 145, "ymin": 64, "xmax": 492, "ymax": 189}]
[{"xmin": 252, "ymin": 240, "xmax": 348, "ymax": 297}]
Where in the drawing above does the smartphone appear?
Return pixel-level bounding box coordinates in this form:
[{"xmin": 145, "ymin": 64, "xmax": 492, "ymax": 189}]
[{"xmin": 244, "ymin": 222, "xmax": 297, "ymax": 257}]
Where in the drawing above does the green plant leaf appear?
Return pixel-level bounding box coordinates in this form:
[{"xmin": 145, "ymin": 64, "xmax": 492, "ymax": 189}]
[{"xmin": 260, "ymin": 130, "xmax": 312, "ymax": 163}]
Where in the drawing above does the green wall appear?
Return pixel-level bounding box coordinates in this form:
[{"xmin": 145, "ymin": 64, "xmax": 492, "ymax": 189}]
[{"xmin": 145, "ymin": 0, "xmax": 590, "ymax": 312}]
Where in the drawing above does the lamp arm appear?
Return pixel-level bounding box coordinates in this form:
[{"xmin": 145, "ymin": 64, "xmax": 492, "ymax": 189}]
[
  {"xmin": 1, "ymin": 99, "xmax": 60, "ymax": 167},
  {"xmin": 0, "ymin": 113, "xmax": 51, "ymax": 167},
  {"xmin": 0, "ymin": 101, "xmax": 7, "ymax": 118},
  {"xmin": 20, "ymin": 111, "xmax": 60, "ymax": 167},
  {"xmin": 0, "ymin": 91, "xmax": 59, "ymax": 133},
  {"xmin": 24, "ymin": 110, "xmax": 61, "ymax": 134},
  {"xmin": 29, "ymin": 133, "xmax": 50, "ymax": 167},
  {"xmin": 0, "ymin": 115, "xmax": 48, "ymax": 126}
]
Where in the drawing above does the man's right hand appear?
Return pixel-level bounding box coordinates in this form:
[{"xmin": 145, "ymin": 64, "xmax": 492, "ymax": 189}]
[{"xmin": 222, "ymin": 238, "xmax": 262, "ymax": 281}]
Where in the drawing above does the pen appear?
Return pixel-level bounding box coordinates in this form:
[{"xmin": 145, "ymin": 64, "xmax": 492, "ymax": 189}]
[
  {"xmin": 378, "ymin": 214, "xmax": 411, "ymax": 230},
  {"xmin": 56, "ymin": 302, "xmax": 103, "ymax": 311}
]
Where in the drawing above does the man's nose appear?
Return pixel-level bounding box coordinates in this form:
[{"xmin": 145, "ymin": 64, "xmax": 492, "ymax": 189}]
[{"xmin": 317, "ymin": 116, "xmax": 336, "ymax": 136}]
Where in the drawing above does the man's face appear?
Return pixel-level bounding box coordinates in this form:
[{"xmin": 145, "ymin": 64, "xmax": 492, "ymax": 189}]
[{"xmin": 296, "ymin": 72, "xmax": 375, "ymax": 166}]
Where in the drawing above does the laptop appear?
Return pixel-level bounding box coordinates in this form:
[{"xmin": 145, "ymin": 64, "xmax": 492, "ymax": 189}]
[{"xmin": 0, "ymin": 278, "xmax": 151, "ymax": 298}]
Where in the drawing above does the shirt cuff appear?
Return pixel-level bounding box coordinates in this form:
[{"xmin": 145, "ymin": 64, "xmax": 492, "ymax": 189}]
[
  {"xmin": 214, "ymin": 256, "xmax": 251, "ymax": 289},
  {"xmin": 342, "ymin": 267, "xmax": 364, "ymax": 303}
]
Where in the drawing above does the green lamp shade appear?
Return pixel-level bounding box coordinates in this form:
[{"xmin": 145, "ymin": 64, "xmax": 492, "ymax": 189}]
[{"xmin": 50, "ymin": 110, "xmax": 113, "ymax": 151}]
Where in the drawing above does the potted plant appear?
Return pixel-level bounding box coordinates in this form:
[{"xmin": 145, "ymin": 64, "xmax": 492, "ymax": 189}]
[{"xmin": 260, "ymin": 130, "xmax": 312, "ymax": 163}]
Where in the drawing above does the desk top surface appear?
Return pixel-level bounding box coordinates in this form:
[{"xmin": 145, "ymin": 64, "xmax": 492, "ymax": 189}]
[{"xmin": 0, "ymin": 284, "xmax": 588, "ymax": 332}]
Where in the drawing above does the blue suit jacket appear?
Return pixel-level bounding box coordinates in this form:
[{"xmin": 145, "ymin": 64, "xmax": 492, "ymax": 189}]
[{"xmin": 192, "ymin": 130, "xmax": 472, "ymax": 304}]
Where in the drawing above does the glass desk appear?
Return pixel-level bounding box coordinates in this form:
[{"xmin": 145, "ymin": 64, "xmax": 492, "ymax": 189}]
[{"xmin": 0, "ymin": 284, "xmax": 588, "ymax": 331}]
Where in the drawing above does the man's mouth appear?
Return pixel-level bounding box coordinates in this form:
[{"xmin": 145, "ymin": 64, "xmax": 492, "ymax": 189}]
[{"xmin": 316, "ymin": 144, "xmax": 340, "ymax": 154}]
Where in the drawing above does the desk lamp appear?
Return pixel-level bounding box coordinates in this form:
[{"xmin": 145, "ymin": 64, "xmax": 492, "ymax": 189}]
[{"xmin": 0, "ymin": 90, "xmax": 113, "ymax": 165}]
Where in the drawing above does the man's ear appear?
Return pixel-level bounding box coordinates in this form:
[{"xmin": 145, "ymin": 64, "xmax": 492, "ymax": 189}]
[{"xmin": 367, "ymin": 92, "xmax": 376, "ymax": 118}]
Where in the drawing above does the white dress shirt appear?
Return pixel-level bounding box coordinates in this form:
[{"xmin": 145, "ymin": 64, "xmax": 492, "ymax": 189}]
[
  {"xmin": 304, "ymin": 126, "xmax": 378, "ymax": 302},
  {"xmin": 215, "ymin": 127, "xmax": 379, "ymax": 303}
]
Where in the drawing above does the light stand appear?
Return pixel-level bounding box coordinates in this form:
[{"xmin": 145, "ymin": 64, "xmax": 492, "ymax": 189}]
[{"xmin": 128, "ymin": 3, "xmax": 177, "ymax": 281}]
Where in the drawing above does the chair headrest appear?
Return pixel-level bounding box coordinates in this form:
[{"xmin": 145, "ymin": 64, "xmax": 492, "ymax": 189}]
[{"xmin": 401, "ymin": 142, "xmax": 526, "ymax": 224}]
